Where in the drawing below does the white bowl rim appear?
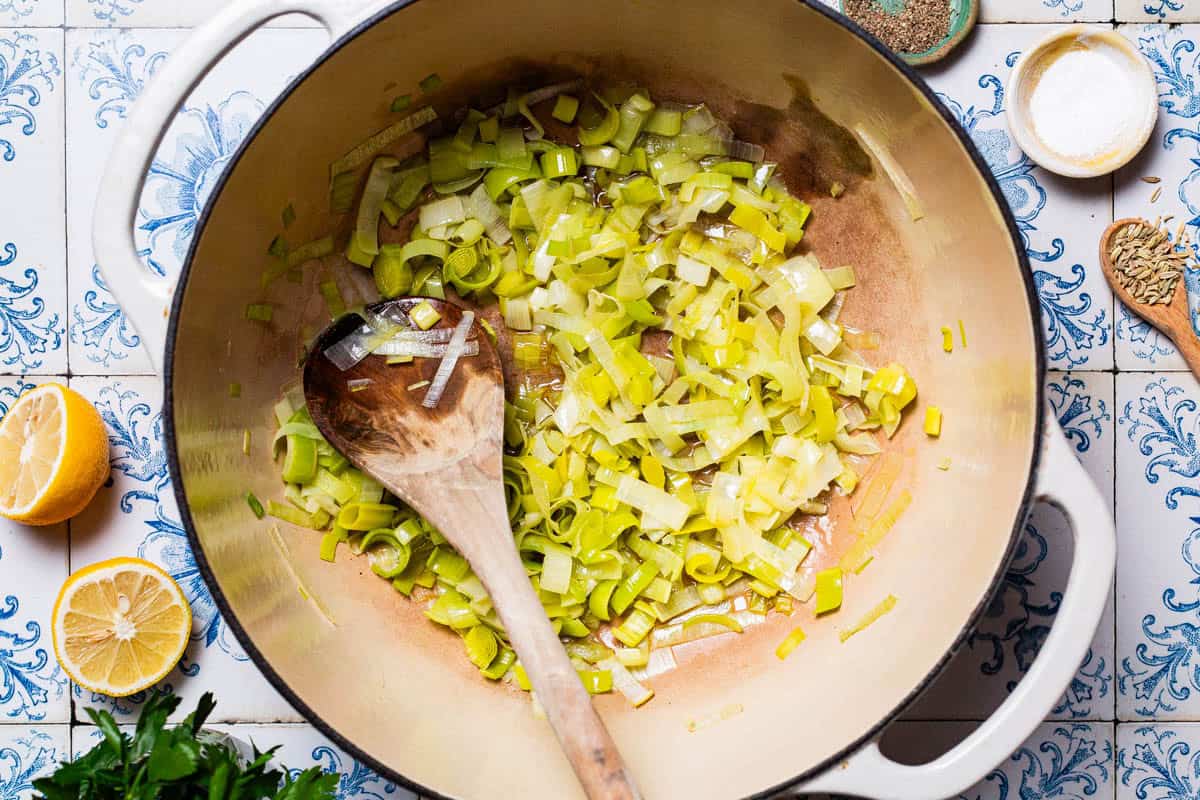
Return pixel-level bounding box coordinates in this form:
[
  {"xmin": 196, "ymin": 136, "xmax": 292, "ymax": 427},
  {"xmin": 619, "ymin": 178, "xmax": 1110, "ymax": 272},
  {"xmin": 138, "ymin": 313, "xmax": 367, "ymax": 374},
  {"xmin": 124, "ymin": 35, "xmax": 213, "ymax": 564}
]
[{"xmin": 1005, "ymin": 25, "xmax": 1159, "ymax": 179}]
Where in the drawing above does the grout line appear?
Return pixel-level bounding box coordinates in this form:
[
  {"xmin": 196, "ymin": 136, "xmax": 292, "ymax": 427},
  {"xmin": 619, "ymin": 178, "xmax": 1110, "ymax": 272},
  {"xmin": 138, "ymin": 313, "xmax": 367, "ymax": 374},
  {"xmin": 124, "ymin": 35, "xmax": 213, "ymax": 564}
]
[{"xmin": 1110, "ymin": 369, "xmax": 1118, "ymax": 724}]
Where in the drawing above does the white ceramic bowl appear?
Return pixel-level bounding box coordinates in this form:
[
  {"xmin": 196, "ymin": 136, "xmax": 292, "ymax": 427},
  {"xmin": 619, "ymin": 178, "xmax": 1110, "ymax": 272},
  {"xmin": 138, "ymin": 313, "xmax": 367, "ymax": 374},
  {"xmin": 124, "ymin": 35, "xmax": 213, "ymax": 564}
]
[{"xmin": 1007, "ymin": 26, "xmax": 1158, "ymax": 178}]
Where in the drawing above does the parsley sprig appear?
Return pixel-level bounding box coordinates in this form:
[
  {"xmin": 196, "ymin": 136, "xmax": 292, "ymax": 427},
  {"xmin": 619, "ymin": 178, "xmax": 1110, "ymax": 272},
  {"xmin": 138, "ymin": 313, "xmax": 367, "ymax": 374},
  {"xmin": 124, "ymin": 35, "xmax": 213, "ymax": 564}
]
[{"xmin": 33, "ymin": 692, "xmax": 338, "ymax": 800}]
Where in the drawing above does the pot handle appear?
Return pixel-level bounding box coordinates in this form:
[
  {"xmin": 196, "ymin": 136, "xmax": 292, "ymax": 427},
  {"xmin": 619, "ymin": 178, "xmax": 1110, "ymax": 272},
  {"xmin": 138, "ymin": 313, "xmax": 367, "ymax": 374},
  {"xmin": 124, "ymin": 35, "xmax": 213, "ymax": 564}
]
[
  {"xmin": 92, "ymin": 0, "xmax": 366, "ymax": 375},
  {"xmin": 794, "ymin": 418, "xmax": 1115, "ymax": 800}
]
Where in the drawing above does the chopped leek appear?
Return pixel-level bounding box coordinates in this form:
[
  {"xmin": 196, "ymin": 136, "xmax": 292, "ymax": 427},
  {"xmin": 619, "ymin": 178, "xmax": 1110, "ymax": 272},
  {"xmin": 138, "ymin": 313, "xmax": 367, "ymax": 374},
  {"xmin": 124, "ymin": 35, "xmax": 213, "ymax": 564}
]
[
  {"xmin": 775, "ymin": 627, "xmax": 806, "ymax": 660},
  {"xmin": 409, "ymin": 301, "xmax": 441, "ymax": 330},
  {"xmin": 265, "ymin": 83, "xmax": 921, "ymax": 706},
  {"xmin": 815, "ymin": 568, "xmax": 843, "ymax": 615},
  {"xmin": 330, "ymin": 106, "xmax": 437, "ymax": 177},
  {"xmin": 286, "ymin": 235, "xmax": 335, "ymax": 268},
  {"xmin": 246, "ymin": 492, "xmax": 265, "ymax": 519},
  {"xmin": 244, "ymin": 303, "xmax": 273, "ymax": 323},
  {"xmin": 924, "ymin": 406, "xmax": 942, "ymax": 437},
  {"xmin": 552, "ymin": 95, "xmax": 579, "ymax": 123},
  {"xmin": 839, "ymin": 594, "xmax": 897, "ymax": 642}
]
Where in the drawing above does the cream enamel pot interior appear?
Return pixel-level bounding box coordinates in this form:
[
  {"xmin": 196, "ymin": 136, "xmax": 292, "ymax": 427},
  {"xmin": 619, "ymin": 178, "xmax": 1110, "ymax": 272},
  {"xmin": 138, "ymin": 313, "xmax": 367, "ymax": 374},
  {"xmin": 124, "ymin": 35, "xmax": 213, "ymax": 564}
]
[{"xmin": 91, "ymin": 0, "xmax": 1116, "ymax": 797}]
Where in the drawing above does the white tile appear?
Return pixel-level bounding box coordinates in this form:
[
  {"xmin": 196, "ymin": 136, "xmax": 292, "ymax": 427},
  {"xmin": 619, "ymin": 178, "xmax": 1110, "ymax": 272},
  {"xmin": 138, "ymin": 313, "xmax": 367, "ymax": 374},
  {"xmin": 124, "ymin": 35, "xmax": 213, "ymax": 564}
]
[
  {"xmin": 983, "ymin": 0, "xmax": 1115, "ymax": 21},
  {"xmin": 66, "ymin": 375, "xmax": 301, "ymax": 723},
  {"xmin": 923, "ymin": 24, "xmax": 1115, "ymax": 370},
  {"xmin": 0, "ymin": 726, "xmax": 69, "ymax": 799},
  {"xmin": 1117, "ymin": 0, "xmax": 1200, "ymax": 22},
  {"xmin": 0, "ymin": 378, "xmax": 69, "ymax": 725},
  {"xmin": 63, "ymin": 0, "xmax": 370, "ymax": 27},
  {"xmin": 1116, "ymin": 372, "xmax": 1200, "ymax": 719},
  {"xmin": 905, "ymin": 372, "xmax": 1115, "ymax": 721},
  {"xmin": 881, "ymin": 721, "xmax": 1115, "ymax": 798},
  {"xmin": 0, "ymin": 0, "xmax": 62, "ymax": 27},
  {"xmin": 1117, "ymin": 723, "xmax": 1200, "ymax": 798},
  {"xmin": 1116, "ymin": 24, "xmax": 1200, "ymax": 370},
  {"xmin": 65, "ymin": 27, "xmax": 327, "ymax": 374},
  {"xmin": 0, "ymin": 28, "xmax": 65, "ymax": 376}
]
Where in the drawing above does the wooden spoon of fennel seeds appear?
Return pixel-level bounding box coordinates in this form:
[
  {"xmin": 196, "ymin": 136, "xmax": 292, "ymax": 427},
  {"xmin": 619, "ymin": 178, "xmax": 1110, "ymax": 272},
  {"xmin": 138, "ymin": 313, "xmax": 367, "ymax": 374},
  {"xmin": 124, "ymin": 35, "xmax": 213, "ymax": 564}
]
[{"xmin": 1100, "ymin": 216, "xmax": 1200, "ymax": 376}]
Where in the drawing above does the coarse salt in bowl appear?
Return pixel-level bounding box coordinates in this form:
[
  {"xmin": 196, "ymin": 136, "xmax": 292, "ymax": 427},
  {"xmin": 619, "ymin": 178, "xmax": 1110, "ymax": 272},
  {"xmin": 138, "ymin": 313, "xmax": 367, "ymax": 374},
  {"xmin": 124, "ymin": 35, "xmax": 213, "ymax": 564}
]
[{"xmin": 1007, "ymin": 26, "xmax": 1158, "ymax": 179}]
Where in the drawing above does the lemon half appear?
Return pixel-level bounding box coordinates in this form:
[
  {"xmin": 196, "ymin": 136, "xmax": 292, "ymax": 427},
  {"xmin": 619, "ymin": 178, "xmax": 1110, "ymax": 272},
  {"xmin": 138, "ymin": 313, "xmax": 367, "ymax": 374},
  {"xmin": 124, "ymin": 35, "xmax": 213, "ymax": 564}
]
[
  {"xmin": 52, "ymin": 557, "xmax": 192, "ymax": 697},
  {"xmin": 0, "ymin": 383, "xmax": 109, "ymax": 526}
]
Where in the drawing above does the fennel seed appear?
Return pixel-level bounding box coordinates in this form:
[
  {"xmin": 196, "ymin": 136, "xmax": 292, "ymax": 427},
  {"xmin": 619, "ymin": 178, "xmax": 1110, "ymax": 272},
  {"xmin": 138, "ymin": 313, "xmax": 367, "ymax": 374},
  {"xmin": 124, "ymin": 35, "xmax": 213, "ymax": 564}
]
[
  {"xmin": 1109, "ymin": 218, "xmax": 1192, "ymax": 305},
  {"xmin": 1142, "ymin": 176, "xmax": 1162, "ymax": 184},
  {"xmin": 1151, "ymin": 186, "xmax": 1163, "ymax": 203}
]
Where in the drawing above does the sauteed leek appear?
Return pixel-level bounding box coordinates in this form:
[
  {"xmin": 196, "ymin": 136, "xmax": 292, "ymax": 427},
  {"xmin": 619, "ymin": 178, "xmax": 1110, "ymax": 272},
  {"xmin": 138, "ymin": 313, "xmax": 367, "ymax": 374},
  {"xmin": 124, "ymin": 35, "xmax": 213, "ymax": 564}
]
[{"xmin": 264, "ymin": 83, "xmax": 919, "ymax": 705}]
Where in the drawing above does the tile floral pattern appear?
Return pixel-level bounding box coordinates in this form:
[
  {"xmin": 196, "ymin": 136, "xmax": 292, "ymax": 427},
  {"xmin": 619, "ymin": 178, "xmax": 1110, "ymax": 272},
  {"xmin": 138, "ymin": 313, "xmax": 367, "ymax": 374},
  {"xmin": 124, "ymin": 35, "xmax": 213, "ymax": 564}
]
[
  {"xmin": 1116, "ymin": 25, "xmax": 1200, "ymax": 369},
  {"xmin": 1116, "ymin": 373, "xmax": 1200, "ymax": 719},
  {"xmin": 0, "ymin": 727, "xmax": 66, "ymax": 800},
  {"xmin": 925, "ymin": 27, "xmax": 1113, "ymax": 370},
  {"xmin": 8, "ymin": 1, "xmax": 1200, "ymax": 798},
  {"xmin": 0, "ymin": 27, "xmax": 64, "ymax": 377}
]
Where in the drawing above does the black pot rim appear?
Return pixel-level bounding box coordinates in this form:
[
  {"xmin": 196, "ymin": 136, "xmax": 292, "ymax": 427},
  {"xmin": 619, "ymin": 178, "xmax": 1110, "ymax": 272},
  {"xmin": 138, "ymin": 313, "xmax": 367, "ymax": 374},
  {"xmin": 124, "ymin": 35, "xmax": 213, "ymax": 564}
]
[{"xmin": 164, "ymin": 2, "xmax": 1044, "ymax": 797}]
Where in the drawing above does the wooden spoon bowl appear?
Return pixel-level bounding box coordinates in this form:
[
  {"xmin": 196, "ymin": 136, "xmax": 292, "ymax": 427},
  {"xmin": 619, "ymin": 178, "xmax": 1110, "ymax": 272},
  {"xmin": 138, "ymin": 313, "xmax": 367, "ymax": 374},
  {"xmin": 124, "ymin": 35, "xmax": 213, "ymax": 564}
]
[
  {"xmin": 304, "ymin": 298, "xmax": 640, "ymax": 800},
  {"xmin": 1100, "ymin": 217, "xmax": 1200, "ymax": 376}
]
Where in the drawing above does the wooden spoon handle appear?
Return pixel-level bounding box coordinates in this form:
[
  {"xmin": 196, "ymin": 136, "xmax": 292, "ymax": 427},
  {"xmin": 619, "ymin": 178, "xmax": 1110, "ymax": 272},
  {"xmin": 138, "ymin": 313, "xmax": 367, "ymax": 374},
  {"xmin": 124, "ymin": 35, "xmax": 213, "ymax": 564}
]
[{"xmin": 463, "ymin": 515, "xmax": 641, "ymax": 800}]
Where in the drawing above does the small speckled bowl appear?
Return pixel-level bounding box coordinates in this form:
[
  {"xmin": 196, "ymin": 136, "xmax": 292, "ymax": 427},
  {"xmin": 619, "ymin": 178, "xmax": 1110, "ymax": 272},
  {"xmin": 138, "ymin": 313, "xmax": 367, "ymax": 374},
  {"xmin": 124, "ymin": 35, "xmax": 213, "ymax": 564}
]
[
  {"xmin": 838, "ymin": 0, "xmax": 978, "ymax": 65},
  {"xmin": 1007, "ymin": 26, "xmax": 1158, "ymax": 179}
]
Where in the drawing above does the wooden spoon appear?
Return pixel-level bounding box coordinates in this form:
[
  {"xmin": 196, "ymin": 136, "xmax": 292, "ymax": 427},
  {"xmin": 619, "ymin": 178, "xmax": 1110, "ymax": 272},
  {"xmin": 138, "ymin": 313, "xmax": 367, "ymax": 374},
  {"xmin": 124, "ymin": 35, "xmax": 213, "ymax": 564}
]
[
  {"xmin": 303, "ymin": 297, "xmax": 640, "ymax": 800},
  {"xmin": 1100, "ymin": 217, "xmax": 1200, "ymax": 375}
]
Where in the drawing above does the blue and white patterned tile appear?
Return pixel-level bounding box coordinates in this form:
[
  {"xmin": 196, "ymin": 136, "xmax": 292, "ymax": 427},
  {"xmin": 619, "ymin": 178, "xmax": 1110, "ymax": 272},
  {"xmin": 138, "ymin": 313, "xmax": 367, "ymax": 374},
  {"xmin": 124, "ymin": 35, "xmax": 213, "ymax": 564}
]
[
  {"xmin": 0, "ymin": 378, "xmax": 68, "ymax": 726},
  {"xmin": 1117, "ymin": 0, "xmax": 1200, "ymax": 21},
  {"xmin": 904, "ymin": 372, "xmax": 1115, "ymax": 721},
  {"xmin": 923, "ymin": 25, "xmax": 1114, "ymax": 371},
  {"xmin": 880, "ymin": 721, "xmax": 1115, "ymax": 799},
  {"xmin": 1115, "ymin": 372, "xmax": 1200, "ymax": 719},
  {"xmin": 0, "ymin": 28, "xmax": 64, "ymax": 377},
  {"xmin": 64, "ymin": 0, "xmax": 368, "ymax": 28},
  {"xmin": 65, "ymin": 27, "xmax": 327, "ymax": 374},
  {"xmin": 983, "ymin": 0, "xmax": 1115, "ymax": 21},
  {"xmin": 65, "ymin": 375, "xmax": 301, "ymax": 723},
  {"xmin": 0, "ymin": 726, "xmax": 67, "ymax": 800},
  {"xmin": 1116, "ymin": 723, "xmax": 1200, "ymax": 799},
  {"xmin": 0, "ymin": 0, "xmax": 62, "ymax": 27},
  {"xmin": 1116, "ymin": 25, "xmax": 1200, "ymax": 370}
]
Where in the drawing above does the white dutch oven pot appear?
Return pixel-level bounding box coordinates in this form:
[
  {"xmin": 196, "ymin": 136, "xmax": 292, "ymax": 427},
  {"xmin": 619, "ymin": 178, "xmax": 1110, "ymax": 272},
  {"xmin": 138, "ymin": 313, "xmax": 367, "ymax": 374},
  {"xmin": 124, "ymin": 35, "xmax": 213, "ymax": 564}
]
[{"xmin": 92, "ymin": 0, "xmax": 1116, "ymax": 797}]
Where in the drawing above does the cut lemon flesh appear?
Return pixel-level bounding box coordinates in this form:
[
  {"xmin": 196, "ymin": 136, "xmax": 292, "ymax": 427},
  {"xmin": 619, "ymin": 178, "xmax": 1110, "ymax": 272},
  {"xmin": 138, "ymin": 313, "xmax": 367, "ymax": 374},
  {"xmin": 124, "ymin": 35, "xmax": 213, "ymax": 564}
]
[
  {"xmin": 0, "ymin": 383, "xmax": 109, "ymax": 525},
  {"xmin": 53, "ymin": 557, "xmax": 191, "ymax": 697}
]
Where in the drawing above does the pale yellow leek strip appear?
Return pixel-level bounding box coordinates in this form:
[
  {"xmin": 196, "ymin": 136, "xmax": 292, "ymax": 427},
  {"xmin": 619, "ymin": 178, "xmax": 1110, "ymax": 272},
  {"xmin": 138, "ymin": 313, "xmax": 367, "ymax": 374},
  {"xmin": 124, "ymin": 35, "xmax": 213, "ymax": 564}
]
[
  {"xmin": 330, "ymin": 106, "xmax": 437, "ymax": 176},
  {"xmin": 864, "ymin": 490, "xmax": 913, "ymax": 549},
  {"xmin": 686, "ymin": 703, "xmax": 744, "ymax": 732},
  {"xmin": 839, "ymin": 594, "xmax": 898, "ymax": 643},
  {"xmin": 850, "ymin": 450, "xmax": 903, "ymax": 519},
  {"xmin": 775, "ymin": 627, "xmax": 807, "ymax": 660},
  {"xmin": 854, "ymin": 123, "xmax": 924, "ymax": 221},
  {"xmin": 841, "ymin": 489, "xmax": 913, "ymax": 573}
]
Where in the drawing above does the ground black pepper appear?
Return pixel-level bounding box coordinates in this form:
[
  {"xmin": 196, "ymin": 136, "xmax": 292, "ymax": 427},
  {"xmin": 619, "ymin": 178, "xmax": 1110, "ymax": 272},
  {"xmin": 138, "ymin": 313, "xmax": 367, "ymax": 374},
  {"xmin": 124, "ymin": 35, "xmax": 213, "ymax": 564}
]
[{"xmin": 842, "ymin": 0, "xmax": 953, "ymax": 54}]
